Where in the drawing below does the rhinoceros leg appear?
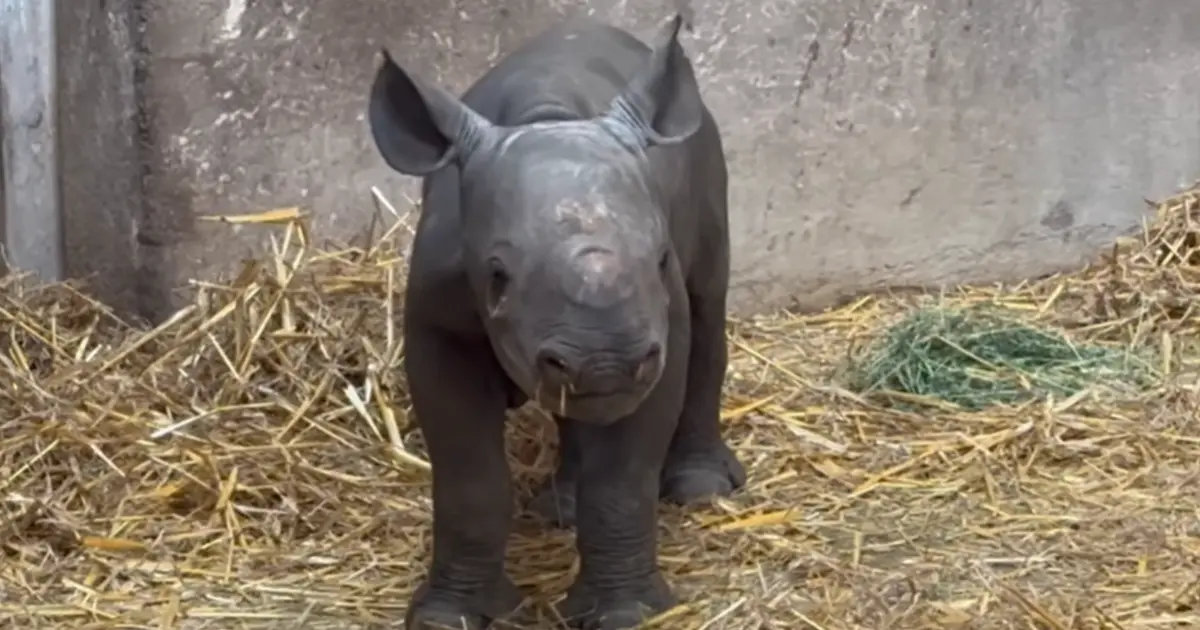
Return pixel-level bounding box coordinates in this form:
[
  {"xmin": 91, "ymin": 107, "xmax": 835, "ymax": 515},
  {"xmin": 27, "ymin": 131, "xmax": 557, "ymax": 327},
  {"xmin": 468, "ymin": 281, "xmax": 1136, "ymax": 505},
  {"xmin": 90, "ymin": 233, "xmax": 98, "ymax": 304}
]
[
  {"xmin": 528, "ymin": 415, "xmax": 581, "ymax": 528},
  {"xmin": 403, "ymin": 325, "xmax": 525, "ymax": 629},
  {"xmin": 660, "ymin": 285, "xmax": 747, "ymax": 506},
  {"xmin": 552, "ymin": 298, "xmax": 689, "ymax": 629}
]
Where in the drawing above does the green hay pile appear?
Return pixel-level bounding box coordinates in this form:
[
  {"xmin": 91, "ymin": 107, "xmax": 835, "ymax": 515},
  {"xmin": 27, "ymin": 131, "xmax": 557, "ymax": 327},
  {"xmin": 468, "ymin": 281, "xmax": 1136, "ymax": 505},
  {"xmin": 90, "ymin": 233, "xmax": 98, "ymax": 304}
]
[{"xmin": 848, "ymin": 304, "xmax": 1160, "ymax": 410}]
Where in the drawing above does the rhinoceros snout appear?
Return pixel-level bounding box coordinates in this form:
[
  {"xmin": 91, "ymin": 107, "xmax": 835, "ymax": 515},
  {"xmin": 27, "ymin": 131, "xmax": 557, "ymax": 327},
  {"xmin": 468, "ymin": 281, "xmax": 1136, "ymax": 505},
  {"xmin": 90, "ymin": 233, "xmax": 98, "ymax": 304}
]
[{"xmin": 535, "ymin": 340, "xmax": 662, "ymax": 397}]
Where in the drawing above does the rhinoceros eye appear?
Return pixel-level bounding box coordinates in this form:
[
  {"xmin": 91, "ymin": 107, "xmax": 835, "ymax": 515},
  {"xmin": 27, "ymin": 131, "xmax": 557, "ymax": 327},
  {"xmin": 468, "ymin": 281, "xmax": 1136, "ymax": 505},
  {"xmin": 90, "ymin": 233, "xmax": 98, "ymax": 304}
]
[
  {"xmin": 658, "ymin": 250, "xmax": 670, "ymax": 274},
  {"xmin": 485, "ymin": 259, "xmax": 510, "ymax": 318}
]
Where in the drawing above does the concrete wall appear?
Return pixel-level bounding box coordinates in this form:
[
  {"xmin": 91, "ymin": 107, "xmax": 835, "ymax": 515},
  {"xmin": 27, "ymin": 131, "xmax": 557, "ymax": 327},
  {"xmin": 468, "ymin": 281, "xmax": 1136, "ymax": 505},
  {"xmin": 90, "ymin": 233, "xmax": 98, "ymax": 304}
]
[
  {"xmin": 58, "ymin": 1, "xmax": 145, "ymax": 315},
  {"xmin": 57, "ymin": 0, "xmax": 1200, "ymax": 322}
]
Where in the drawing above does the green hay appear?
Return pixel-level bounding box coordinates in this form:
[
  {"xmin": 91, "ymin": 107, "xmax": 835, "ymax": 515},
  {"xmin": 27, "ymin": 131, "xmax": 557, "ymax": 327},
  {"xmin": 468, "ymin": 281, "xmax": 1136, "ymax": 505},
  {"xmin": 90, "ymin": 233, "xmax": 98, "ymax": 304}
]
[{"xmin": 847, "ymin": 304, "xmax": 1160, "ymax": 410}]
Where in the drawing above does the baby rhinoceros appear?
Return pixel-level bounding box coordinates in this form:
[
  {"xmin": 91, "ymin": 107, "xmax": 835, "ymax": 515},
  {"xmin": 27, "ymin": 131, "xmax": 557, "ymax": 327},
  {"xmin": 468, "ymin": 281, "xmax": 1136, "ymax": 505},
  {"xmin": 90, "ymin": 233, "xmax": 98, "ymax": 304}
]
[{"xmin": 368, "ymin": 12, "xmax": 746, "ymax": 630}]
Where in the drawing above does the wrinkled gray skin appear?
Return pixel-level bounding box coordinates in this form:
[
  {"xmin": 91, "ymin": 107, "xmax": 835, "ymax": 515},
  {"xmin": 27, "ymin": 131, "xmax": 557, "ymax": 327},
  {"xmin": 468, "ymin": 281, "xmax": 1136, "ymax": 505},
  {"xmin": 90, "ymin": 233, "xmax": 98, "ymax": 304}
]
[{"xmin": 368, "ymin": 14, "xmax": 746, "ymax": 630}]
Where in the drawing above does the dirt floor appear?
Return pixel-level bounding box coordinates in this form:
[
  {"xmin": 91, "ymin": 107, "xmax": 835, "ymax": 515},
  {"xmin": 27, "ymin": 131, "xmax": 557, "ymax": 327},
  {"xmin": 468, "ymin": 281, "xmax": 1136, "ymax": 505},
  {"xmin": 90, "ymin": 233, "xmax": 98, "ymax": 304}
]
[{"xmin": 2, "ymin": 190, "xmax": 1200, "ymax": 629}]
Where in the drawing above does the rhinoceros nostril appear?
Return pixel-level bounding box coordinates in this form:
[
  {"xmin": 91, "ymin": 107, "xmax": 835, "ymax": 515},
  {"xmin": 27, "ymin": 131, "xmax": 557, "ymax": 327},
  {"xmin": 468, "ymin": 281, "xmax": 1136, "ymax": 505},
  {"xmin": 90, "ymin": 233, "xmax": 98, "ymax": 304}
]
[
  {"xmin": 633, "ymin": 343, "xmax": 663, "ymax": 383},
  {"xmin": 535, "ymin": 347, "xmax": 575, "ymax": 388}
]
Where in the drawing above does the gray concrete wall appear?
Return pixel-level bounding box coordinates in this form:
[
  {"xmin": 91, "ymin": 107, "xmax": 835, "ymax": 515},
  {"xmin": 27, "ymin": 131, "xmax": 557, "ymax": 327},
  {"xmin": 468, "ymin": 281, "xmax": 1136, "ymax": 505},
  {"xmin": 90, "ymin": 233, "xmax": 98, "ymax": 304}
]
[
  {"xmin": 58, "ymin": 1, "xmax": 146, "ymax": 316},
  {"xmin": 58, "ymin": 0, "xmax": 1200, "ymax": 321}
]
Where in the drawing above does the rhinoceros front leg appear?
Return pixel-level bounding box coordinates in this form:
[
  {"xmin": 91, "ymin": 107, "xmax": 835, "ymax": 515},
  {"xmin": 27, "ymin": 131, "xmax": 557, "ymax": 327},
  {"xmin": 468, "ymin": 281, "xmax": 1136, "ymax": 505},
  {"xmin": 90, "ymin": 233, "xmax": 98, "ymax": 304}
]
[
  {"xmin": 403, "ymin": 327, "xmax": 524, "ymax": 630},
  {"xmin": 660, "ymin": 289, "xmax": 747, "ymax": 506},
  {"xmin": 528, "ymin": 415, "xmax": 581, "ymax": 528},
  {"xmin": 556, "ymin": 418, "xmax": 680, "ymax": 629},
  {"xmin": 554, "ymin": 316, "xmax": 689, "ymax": 630}
]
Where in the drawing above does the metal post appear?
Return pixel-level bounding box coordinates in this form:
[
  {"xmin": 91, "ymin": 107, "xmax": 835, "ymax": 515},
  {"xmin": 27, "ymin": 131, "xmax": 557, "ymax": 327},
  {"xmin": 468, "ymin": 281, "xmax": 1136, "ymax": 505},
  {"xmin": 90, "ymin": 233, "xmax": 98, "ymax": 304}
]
[{"xmin": 0, "ymin": 0, "xmax": 63, "ymax": 281}]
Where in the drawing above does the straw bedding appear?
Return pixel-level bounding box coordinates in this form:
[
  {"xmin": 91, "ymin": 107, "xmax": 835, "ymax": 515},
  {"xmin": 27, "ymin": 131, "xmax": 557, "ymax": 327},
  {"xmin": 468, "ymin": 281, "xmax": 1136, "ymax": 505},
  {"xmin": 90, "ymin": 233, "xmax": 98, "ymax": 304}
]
[{"xmin": 2, "ymin": 187, "xmax": 1199, "ymax": 629}]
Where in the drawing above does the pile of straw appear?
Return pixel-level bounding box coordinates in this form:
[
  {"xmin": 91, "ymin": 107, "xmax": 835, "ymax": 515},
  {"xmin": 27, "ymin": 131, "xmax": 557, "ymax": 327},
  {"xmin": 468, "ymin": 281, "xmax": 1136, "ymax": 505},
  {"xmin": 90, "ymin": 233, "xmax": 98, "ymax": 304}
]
[{"xmin": 2, "ymin": 187, "xmax": 1200, "ymax": 629}]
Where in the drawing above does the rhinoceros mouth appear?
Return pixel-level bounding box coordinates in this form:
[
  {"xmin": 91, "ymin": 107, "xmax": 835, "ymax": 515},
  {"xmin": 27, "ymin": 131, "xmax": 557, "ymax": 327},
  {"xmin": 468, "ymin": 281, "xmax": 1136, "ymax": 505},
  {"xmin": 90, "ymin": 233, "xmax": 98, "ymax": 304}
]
[{"xmin": 532, "ymin": 383, "xmax": 651, "ymax": 424}]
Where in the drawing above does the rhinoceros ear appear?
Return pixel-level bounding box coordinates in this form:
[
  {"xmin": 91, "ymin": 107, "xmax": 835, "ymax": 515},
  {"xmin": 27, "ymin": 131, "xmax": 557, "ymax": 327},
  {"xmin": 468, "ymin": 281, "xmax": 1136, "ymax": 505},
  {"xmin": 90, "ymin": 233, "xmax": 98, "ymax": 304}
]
[
  {"xmin": 368, "ymin": 49, "xmax": 494, "ymax": 175},
  {"xmin": 604, "ymin": 14, "xmax": 704, "ymax": 148}
]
